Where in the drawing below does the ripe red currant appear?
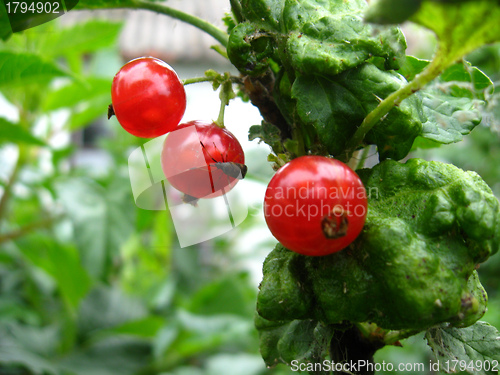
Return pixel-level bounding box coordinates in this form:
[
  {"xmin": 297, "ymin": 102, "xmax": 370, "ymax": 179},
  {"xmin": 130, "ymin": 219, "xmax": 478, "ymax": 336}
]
[
  {"xmin": 264, "ymin": 156, "xmax": 367, "ymax": 256},
  {"xmin": 161, "ymin": 121, "xmax": 246, "ymax": 199},
  {"xmin": 111, "ymin": 57, "xmax": 186, "ymax": 138}
]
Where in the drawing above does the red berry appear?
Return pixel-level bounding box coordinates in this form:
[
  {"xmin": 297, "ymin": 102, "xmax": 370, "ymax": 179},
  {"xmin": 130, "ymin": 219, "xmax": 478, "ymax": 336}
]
[
  {"xmin": 111, "ymin": 57, "xmax": 186, "ymax": 138},
  {"xmin": 161, "ymin": 121, "xmax": 246, "ymax": 199},
  {"xmin": 264, "ymin": 156, "xmax": 367, "ymax": 256}
]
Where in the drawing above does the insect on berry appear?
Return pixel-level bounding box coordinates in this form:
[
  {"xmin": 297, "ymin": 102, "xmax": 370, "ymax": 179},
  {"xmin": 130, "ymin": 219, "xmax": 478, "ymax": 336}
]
[
  {"xmin": 200, "ymin": 141, "xmax": 248, "ymax": 180},
  {"xmin": 161, "ymin": 121, "xmax": 246, "ymax": 200}
]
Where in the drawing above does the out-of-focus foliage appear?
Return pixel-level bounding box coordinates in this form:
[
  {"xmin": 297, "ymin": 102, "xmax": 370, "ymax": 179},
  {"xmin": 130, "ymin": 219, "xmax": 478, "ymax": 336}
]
[{"xmin": 0, "ymin": 19, "xmax": 290, "ymax": 375}]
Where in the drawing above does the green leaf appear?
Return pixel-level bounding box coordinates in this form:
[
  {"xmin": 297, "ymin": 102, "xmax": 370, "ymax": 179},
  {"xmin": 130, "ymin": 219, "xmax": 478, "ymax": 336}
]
[
  {"xmin": 39, "ymin": 20, "xmax": 123, "ymax": 58},
  {"xmin": 257, "ymin": 159, "xmax": 500, "ymax": 331},
  {"xmin": 411, "ymin": 1, "xmax": 500, "ymax": 68},
  {"xmin": 419, "ymin": 93, "xmax": 482, "ymax": 144},
  {"xmin": 54, "ymin": 177, "xmax": 135, "ymax": 279},
  {"xmin": 0, "ymin": 51, "xmax": 68, "ymax": 87},
  {"xmin": 416, "ymin": 60, "xmax": 492, "ymax": 145},
  {"xmin": 248, "ymin": 122, "xmax": 282, "ymax": 152},
  {"xmin": 399, "ymin": 57, "xmax": 493, "ymax": 147},
  {"xmin": 0, "ymin": 118, "xmax": 46, "ymax": 146},
  {"xmin": 365, "ymin": 0, "xmax": 422, "ymax": 24},
  {"xmin": 400, "ymin": 57, "xmax": 493, "ymax": 99},
  {"xmin": 292, "ymin": 64, "xmax": 422, "ymax": 160},
  {"xmin": 230, "ymin": 0, "xmax": 406, "ymax": 76},
  {"xmin": 172, "ymin": 310, "xmax": 256, "ymax": 357},
  {"xmin": 58, "ymin": 337, "xmax": 151, "ymax": 375},
  {"xmin": 426, "ymin": 321, "xmax": 500, "ymax": 375},
  {"xmin": 78, "ymin": 286, "xmax": 148, "ymax": 336},
  {"xmin": 0, "ymin": 324, "xmax": 59, "ymax": 375},
  {"xmin": 399, "ymin": 55, "xmax": 432, "ymax": 82},
  {"xmin": 67, "ymin": 94, "xmax": 111, "ymax": 130},
  {"xmin": 98, "ymin": 316, "xmax": 165, "ymax": 338},
  {"xmin": 0, "ymin": 337, "xmax": 57, "ymax": 375},
  {"xmin": 42, "ymin": 77, "xmax": 111, "ymax": 131},
  {"xmin": 255, "ymin": 316, "xmax": 334, "ymax": 368},
  {"xmin": 0, "ymin": 1, "xmax": 12, "ymax": 41},
  {"xmin": 42, "ymin": 77, "xmax": 111, "ymax": 111},
  {"xmin": 187, "ymin": 273, "xmax": 256, "ymax": 317},
  {"xmin": 20, "ymin": 238, "xmax": 92, "ymax": 311}
]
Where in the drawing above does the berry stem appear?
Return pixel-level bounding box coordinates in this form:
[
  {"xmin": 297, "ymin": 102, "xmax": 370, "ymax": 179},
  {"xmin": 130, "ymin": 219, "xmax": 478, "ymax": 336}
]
[
  {"xmin": 183, "ymin": 76, "xmax": 243, "ymax": 86},
  {"xmin": 215, "ymin": 99, "xmax": 226, "ymax": 128},
  {"xmin": 182, "ymin": 77, "xmax": 214, "ymax": 85},
  {"xmin": 129, "ymin": 0, "xmax": 229, "ymax": 48}
]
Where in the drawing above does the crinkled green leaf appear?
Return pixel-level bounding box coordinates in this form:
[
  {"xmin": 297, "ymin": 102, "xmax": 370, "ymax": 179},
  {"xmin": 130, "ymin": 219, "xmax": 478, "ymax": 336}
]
[
  {"xmin": 0, "ymin": 51, "xmax": 68, "ymax": 87},
  {"xmin": 419, "ymin": 93, "xmax": 482, "ymax": 144},
  {"xmin": 426, "ymin": 321, "xmax": 500, "ymax": 375},
  {"xmin": 419, "ymin": 63, "xmax": 490, "ymax": 144},
  {"xmin": 0, "ymin": 118, "xmax": 46, "ymax": 146},
  {"xmin": 239, "ymin": 0, "xmax": 285, "ymax": 30},
  {"xmin": 283, "ymin": 0, "xmax": 406, "ymax": 75},
  {"xmin": 401, "ymin": 57, "xmax": 493, "ymax": 99},
  {"xmin": 399, "ymin": 57, "xmax": 493, "ymax": 146},
  {"xmin": 257, "ymin": 159, "xmax": 500, "ymax": 331},
  {"xmin": 231, "ymin": 0, "xmax": 406, "ymax": 76},
  {"xmin": 292, "ymin": 64, "xmax": 422, "ymax": 160},
  {"xmin": 248, "ymin": 121, "xmax": 283, "ymax": 154},
  {"xmin": 255, "ymin": 315, "xmax": 334, "ymax": 368}
]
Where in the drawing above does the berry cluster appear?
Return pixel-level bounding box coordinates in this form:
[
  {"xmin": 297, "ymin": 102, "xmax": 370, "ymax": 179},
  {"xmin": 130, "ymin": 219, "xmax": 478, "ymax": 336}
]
[
  {"xmin": 111, "ymin": 57, "xmax": 246, "ymax": 200},
  {"xmin": 111, "ymin": 57, "xmax": 367, "ymax": 256}
]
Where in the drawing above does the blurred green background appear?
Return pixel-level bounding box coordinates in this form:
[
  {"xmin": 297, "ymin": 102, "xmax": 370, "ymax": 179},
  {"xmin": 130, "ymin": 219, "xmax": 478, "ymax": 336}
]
[{"xmin": 0, "ymin": 9, "xmax": 500, "ymax": 375}]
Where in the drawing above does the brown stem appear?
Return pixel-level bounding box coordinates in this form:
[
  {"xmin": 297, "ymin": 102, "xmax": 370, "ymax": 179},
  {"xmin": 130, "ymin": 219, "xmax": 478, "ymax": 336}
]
[
  {"xmin": 329, "ymin": 326, "xmax": 385, "ymax": 375},
  {"xmin": 243, "ymin": 72, "xmax": 292, "ymax": 140},
  {"xmin": 0, "ymin": 215, "xmax": 64, "ymax": 245}
]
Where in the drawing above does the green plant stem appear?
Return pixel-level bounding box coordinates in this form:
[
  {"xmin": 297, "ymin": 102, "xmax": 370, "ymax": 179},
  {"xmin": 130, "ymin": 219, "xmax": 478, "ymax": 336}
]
[
  {"xmin": 182, "ymin": 77, "xmax": 213, "ymax": 85},
  {"xmin": 128, "ymin": 0, "xmax": 229, "ymax": 48},
  {"xmin": 342, "ymin": 46, "xmax": 451, "ymax": 161},
  {"xmin": 355, "ymin": 322, "xmax": 420, "ymax": 346},
  {"xmin": 383, "ymin": 329, "xmax": 421, "ymax": 345},
  {"xmin": 355, "ymin": 146, "xmax": 372, "ymax": 170},
  {"xmin": 0, "ymin": 215, "xmax": 64, "ymax": 245},
  {"xmin": 215, "ymin": 100, "xmax": 226, "ymax": 128}
]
